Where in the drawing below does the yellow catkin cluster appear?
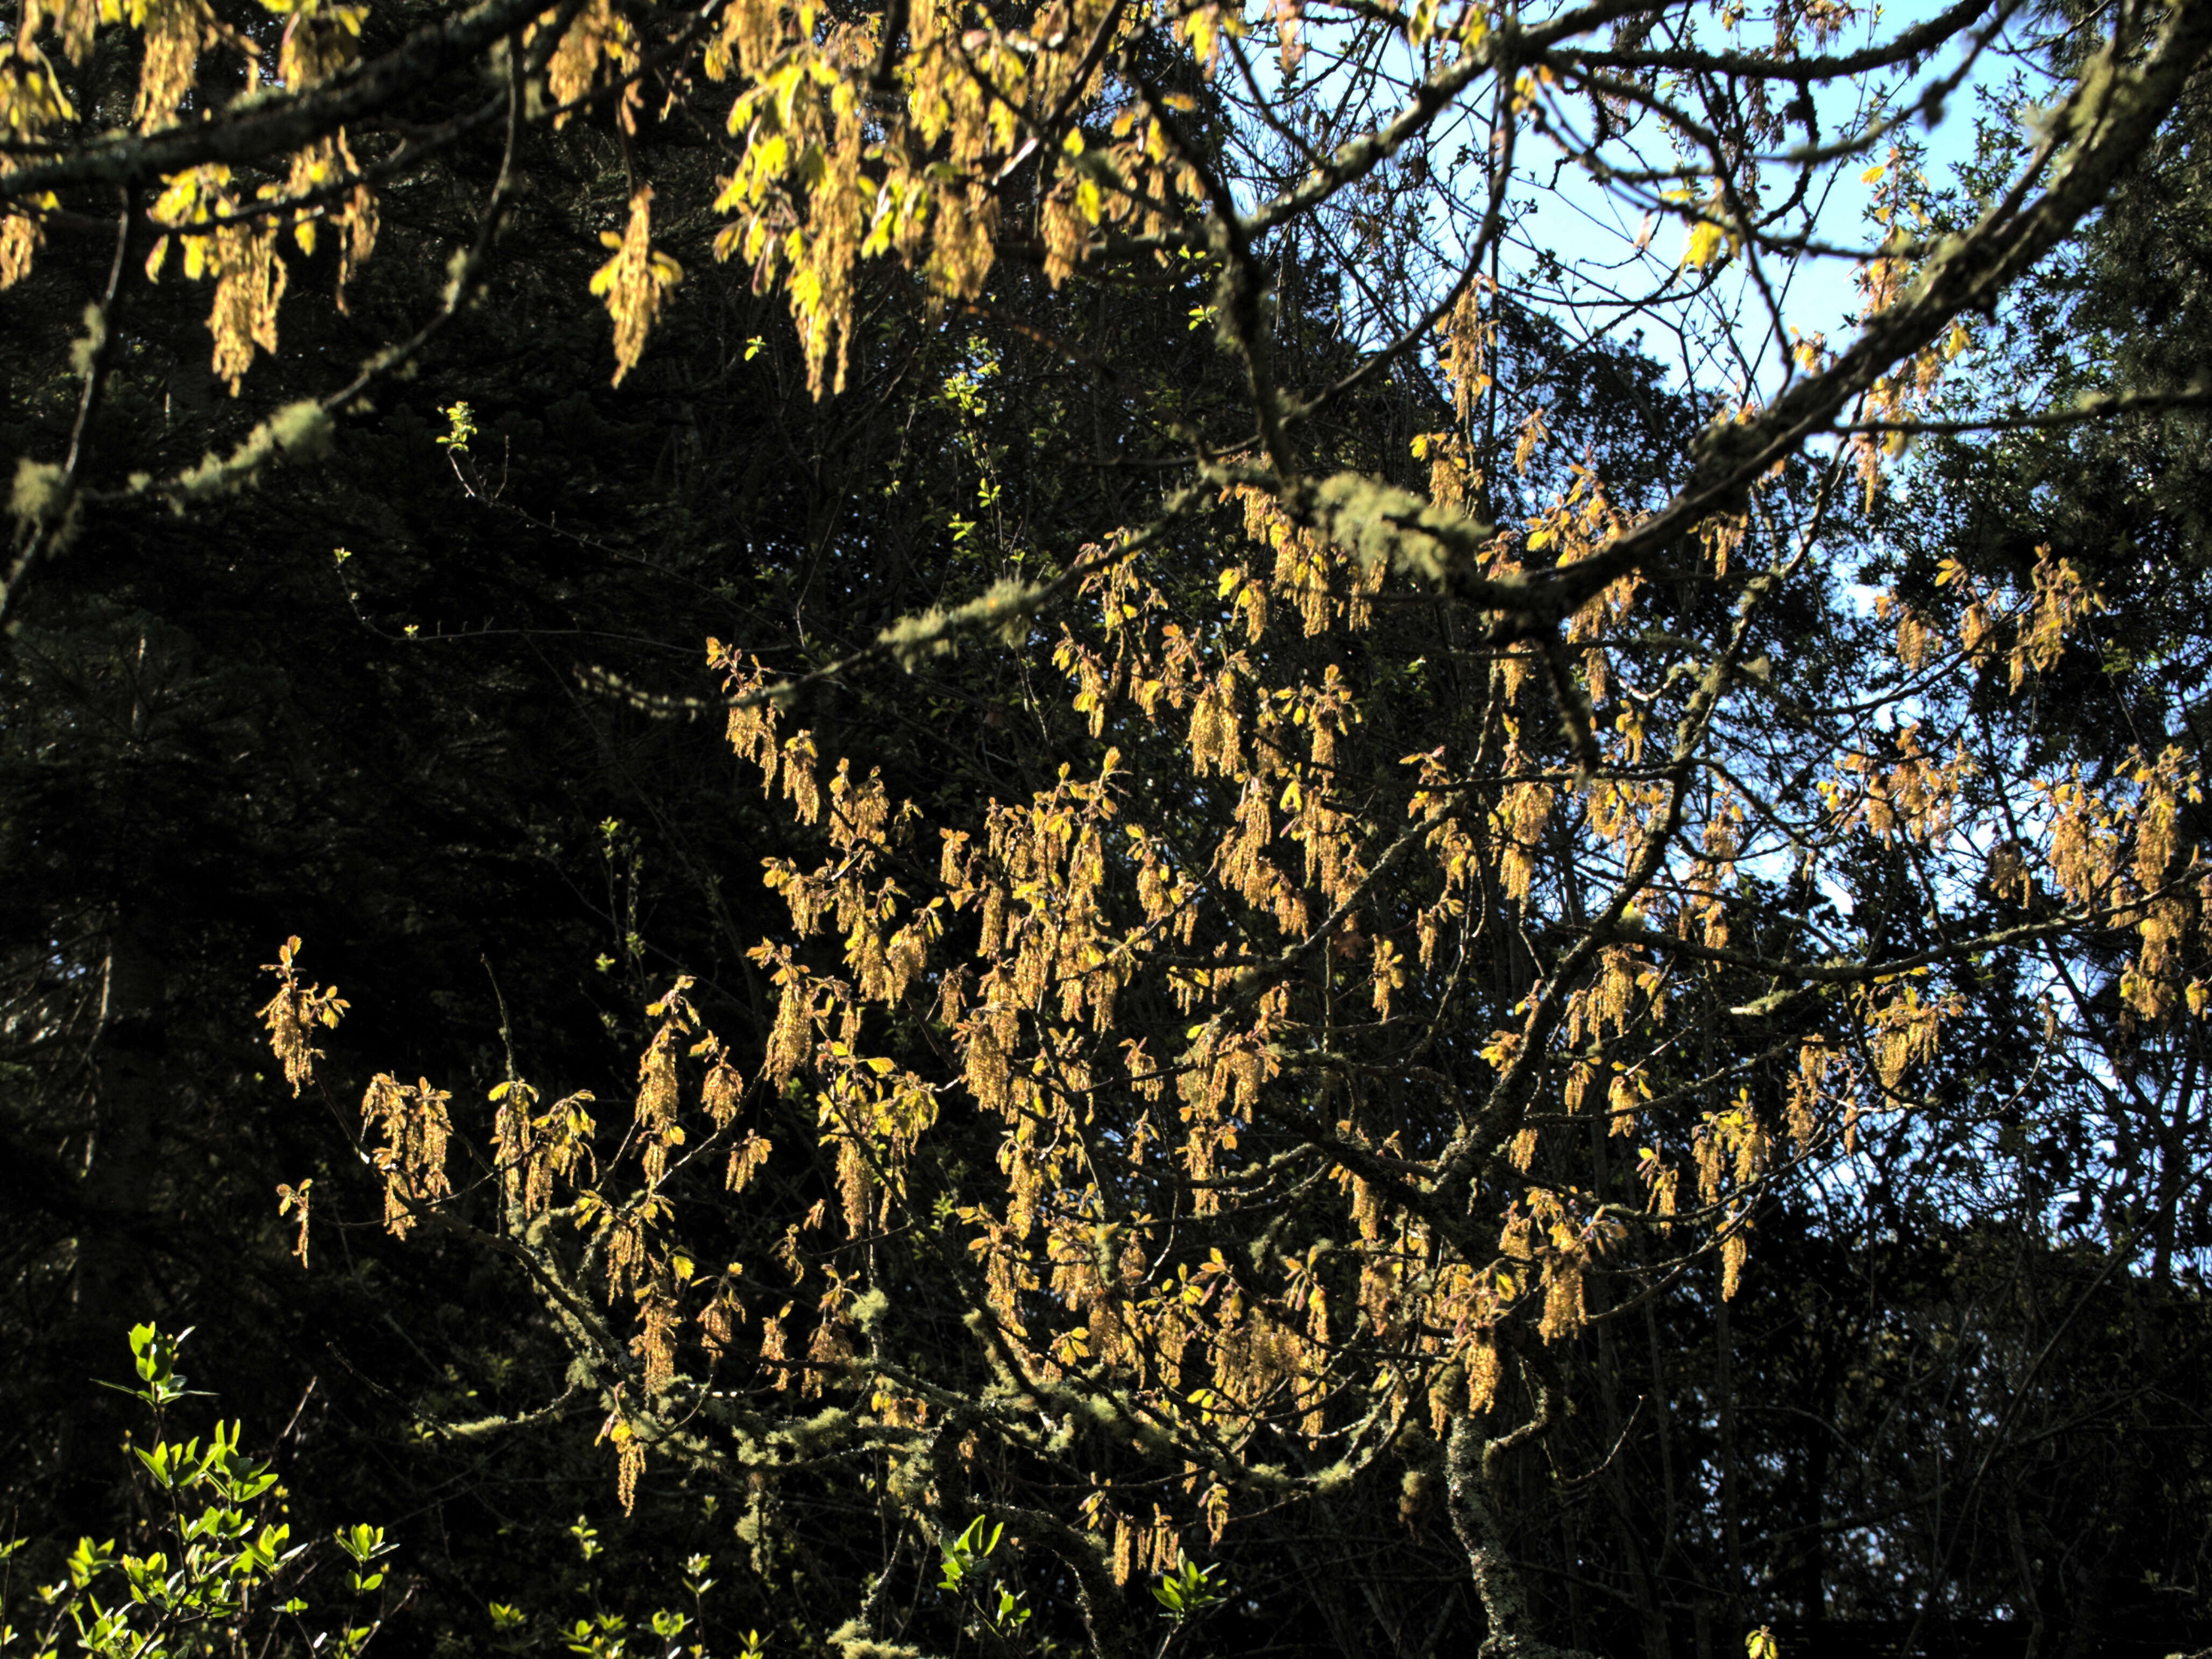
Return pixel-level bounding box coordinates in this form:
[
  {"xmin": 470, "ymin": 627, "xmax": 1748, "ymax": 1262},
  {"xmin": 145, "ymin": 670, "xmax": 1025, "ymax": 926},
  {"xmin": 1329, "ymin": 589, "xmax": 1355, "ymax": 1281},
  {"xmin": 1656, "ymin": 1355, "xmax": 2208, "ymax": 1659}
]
[
  {"xmin": 258, "ymin": 116, "xmax": 2212, "ymax": 1540},
  {"xmin": 256, "ymin": 937, "xmax": 350, "ymax": 1095},
  {"xmin": 0, "ymin": 0, "xmax": 382, "ymax": 348},
  {"xmin": 359, "ymin": 1074, "xmax": 455, "ymax": 1237},
  {"xmin": 591, "ymin": 189, "xmax": 684, "ymax": 386},
  {"xmin": 324, "ymin": 508, "xmax": 2203, "ymax": 1519}
]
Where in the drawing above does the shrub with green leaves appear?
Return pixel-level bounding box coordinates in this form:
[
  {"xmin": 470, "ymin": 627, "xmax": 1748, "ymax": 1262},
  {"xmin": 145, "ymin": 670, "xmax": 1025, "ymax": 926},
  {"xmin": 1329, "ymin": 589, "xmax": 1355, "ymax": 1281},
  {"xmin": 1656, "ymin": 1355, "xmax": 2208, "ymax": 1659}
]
[{"xmin": 0, "ymin": 1326, "xmax": 395, "ymax": 1659}]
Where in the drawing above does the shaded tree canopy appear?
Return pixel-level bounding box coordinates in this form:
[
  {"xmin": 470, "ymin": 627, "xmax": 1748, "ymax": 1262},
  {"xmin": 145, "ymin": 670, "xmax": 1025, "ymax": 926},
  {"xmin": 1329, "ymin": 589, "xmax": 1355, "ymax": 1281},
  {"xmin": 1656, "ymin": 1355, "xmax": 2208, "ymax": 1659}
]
[{"xmin": 5, "ymin": 0, "xmax": 2212, "ymax": 1655}]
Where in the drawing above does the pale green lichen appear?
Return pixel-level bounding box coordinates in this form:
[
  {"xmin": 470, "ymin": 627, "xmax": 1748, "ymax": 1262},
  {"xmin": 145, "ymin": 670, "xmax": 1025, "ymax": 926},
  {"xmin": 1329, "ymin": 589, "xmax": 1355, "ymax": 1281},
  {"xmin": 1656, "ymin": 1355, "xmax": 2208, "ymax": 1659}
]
[
  {"xmin": 850, "ymin": 1286, "xmax": 891, "ymax": 1330},
  {"xmin": 11, "ymin": 458, "xmax": 66, "ymax": 527},
  {"xmin": 828, "ymin": 1622, "xmax": 925, "ymax": 1658},
  {"xmin": 877, "ymin": 575, "xmax": 1053, "ymax": 669},
  {"xmin": 68, "ymin": 301, "xmax": 108, "ymax": 378},
  {"xmin": 168, "ymin": 400, "xmax": 335, "ymax": 505},
  {"xmin": 1308, "ymin": 470, "xmax": 1495, "ymax": 591}
]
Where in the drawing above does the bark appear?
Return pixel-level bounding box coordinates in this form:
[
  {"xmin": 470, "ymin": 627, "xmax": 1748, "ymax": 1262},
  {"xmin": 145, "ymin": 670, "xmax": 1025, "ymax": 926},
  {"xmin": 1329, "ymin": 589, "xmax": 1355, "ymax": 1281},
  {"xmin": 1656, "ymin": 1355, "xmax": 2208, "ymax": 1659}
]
[{"xmin": 1445, "ymin": 1406, "xmax": 1599, "ymax": 1659}]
